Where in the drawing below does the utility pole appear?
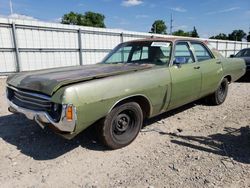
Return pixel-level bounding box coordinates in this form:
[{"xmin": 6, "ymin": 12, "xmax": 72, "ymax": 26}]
[
  {"xmin": 170, "ymin": 13, "xmax": 173, "ymax": 35},
  {"xmin": 9, "ymin": 0, "xmax": 13, "ymax": 15}
]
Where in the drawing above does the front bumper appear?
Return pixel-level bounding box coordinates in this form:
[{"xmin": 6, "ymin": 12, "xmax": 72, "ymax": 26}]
[{"xmin": 8, "ymin": 99, "xmax": 77, "ymax": 133}]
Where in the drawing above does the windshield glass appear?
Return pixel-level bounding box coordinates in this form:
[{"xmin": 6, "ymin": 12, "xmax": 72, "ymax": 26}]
[
  {"xmin": 102, "ymin": 41, "xmax": 172, "ymax": 65},
  {"xmin": 235, "ymin": 49, "xmax": 250, "ymax": 57}
]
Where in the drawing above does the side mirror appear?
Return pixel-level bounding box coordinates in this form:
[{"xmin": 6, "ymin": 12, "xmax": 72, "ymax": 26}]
[
  {"xmin": 174, "ymin": 57, "xmax": 186, "ymax": 65},
  {"xmin": 230, "ymin": 54, "xmax": 235, "ymax": 58}
]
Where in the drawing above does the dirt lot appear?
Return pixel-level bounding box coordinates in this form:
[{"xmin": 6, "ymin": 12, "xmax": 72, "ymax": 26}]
[{"xmin": 0, "ymin": 76, "xmax": 250, "ymax": 188}]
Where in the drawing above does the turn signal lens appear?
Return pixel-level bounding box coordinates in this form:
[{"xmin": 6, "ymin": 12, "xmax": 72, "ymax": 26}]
[{"xmin": 66, "ymin": 106, "xmax": 73, "ymax": 121}]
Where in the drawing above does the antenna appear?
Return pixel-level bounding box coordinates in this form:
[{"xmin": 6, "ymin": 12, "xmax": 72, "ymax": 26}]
[
  {"xmin": 170, "ymin": 13, "xmax": 173, "ymax": 35},
  {"xmin": 9, "ymin": 0, "xmax": 13, "ymax": 15}
]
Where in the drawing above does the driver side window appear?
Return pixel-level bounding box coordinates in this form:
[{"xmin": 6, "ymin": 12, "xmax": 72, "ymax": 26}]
[{"xmin": 174, "ymin": 42, "xmax": 194, "ymax": 64}]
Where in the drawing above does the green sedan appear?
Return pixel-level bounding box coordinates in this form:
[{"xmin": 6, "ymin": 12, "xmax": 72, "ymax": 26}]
[{"xmin": 6, "ymin": 37, "xmax": 246, "ymax": 149}]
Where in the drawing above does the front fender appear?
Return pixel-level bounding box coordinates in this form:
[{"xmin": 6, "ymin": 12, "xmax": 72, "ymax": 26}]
[{"xmin": 51, "ymin": 67, "xmax": 171, "ymax": 136}]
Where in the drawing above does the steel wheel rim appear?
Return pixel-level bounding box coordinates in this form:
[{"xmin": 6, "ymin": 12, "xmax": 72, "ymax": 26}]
[
  {"xmin": 218, "ymin": 81, "xmax": 226, "ymax": 101},
  {"xmin": 111, "ymin": 109, "xmax": 137, "ymax": 143}
]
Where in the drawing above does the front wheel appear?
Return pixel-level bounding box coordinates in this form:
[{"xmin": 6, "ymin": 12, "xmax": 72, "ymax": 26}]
[
  {"xmin": 207, "ymin": 78, "xmax": 229, "ymax": 105},
  {"xmin": 98, "ymin": 102, "xmax": 143, "ymax": 149}
]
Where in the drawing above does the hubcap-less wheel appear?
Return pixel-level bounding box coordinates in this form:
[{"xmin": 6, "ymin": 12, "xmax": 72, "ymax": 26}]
[
  {"xmin": 207, "ymin": 78, "xmax": 228, "ymax": 105},
  {"xmin": 115, "ymin": 113, "xmax": 131, "ymax": 132},
  {"xmin": 99, "ymin": 102, "xmax": 143, "ymax": 149},
  {"xmin": 112, "ymin": 110, "xmax": 137, "ymax": 143},
  {"xmin": 217, "ymin": 81, "xmax": 227, "ymax": 102}
]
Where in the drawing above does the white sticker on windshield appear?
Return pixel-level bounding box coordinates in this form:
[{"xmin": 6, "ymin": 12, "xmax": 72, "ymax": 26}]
[{"xmin": 151, "ymin": 42, "xmax": 170, "ymax": 48}]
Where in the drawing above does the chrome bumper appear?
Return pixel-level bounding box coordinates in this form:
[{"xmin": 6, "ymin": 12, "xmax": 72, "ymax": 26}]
[{"xmin": 8, "ymin": 99, "xmax": 77, "ymax": 133}]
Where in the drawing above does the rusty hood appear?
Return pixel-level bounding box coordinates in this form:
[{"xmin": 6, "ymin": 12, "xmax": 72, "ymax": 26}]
[{"xmin": 7, "ymin": 64, "xmax": 154, "ymax": 96}]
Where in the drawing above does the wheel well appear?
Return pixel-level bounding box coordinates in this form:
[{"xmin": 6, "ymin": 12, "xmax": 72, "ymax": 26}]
[
  {"xmin": 224, "ymin": 75, "xmax": 232, "ymax": 83},
  {"xmin": 112, "ymin": 96, "xmax": 151, "ymax": 119}
]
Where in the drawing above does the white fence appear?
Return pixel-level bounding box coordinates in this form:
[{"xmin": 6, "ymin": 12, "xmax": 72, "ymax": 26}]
[{"xmin": 0, "ymin": 17, "xmax": 250, "ymax": 73}]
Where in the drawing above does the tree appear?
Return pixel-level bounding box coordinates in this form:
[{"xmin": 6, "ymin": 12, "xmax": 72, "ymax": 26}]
[
  {"xmin": 190, "ymin": 26, "xmax": 199, "ymax": 38},
  {"xmin": 61, "ymin": 11, "xmax": 80, "ymax": 25},
  {"xmin": 61, "ymin": 11, "xmax": 106, "ymax": 28},
  {"xmin": 172, "ymin": 26, "xmax": 199, "ymax": 38},
  {"xmin": 83, "ymin": 11, "xmax": 106, "ymax": 28},
  {"xmin": 228, "ymin": 30, "xmax": 246, "ymax": 41},
  {"xmin": 247, "ymin": 32, "xmax": 250, "ymax": 42},
  {"xmin": 209, "ymin": 33, "xmax": 228, "ymax": 40},
  {"xmin": 150, "ymin": 20, "xmax": 167, "ymax": 34},
  {"xmin": 172, "ymin": 30, "xmax": 190, "ymax": 37}
]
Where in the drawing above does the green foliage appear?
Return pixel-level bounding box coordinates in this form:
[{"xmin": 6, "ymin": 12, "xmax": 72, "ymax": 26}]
[
  {"xmin": 172, "ymin": 30, "xmax": 190, "ymax": 37},
  {"xmin": 172, "ymin": 26, "xmax": 199, "ymax": 38},
  {"xmin": 61, "ymin": 11, "xmax": 106, "ymax": 28},
  {"xmin": 61, "ymin": 11, "xmax": 79, "ymax": 25},
  {"xmin": 209, "ymin": 33, "xmax": 228, "ymax": 40},
  {"xmin": 150, "ymin": 20, "xmax": 167, "ymax": 34},
  {"xmin": 247, "ymin": 32, "xmax": 250, "ymax": 42},
  {"xmin": 190, "ymin": 27, "xmax": 199, "ymax": 38},
  {"xmin": 210, "ymin": 30, "xmax": 248, "ymax": 41},
  {"xmin": 228, "ymin": 30, "xmax": 246, "ymax": 41}
]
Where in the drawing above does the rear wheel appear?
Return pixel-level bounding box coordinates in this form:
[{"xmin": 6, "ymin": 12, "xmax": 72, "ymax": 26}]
[
  {"xmin": 207, "ymin": 78, "xmax": 228, "ymax": 105},
  {"xmin": 98, "ymin": 102, "xmax": 143, "ymax": 149}
]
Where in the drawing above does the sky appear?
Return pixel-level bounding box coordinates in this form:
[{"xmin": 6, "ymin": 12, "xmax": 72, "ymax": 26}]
[{"xmin": 0, "ymin": 0, "xmax": 249, "ymax": 38}]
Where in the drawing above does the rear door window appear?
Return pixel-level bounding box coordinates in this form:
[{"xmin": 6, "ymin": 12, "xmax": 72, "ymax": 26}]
[{"xmin": 191, "ymin": 42, "xmax": 213, "ymax": 62}]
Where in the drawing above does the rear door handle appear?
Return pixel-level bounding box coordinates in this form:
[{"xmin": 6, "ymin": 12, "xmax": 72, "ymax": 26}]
[
  {"xmin": 194, "ymin": 66, "xmax": 200, "ymax": 69},
  {"xmin": 216, "ymin": 61, "xmax": 221, "ymax": 64}
]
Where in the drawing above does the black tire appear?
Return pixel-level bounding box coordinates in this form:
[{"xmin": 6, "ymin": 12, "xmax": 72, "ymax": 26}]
[
  {"xmin": 98, "ymin": 102, "xmax": 143, "ymax": 149},
  {"xmin": 207, "ymin": 78, "xmax": 229, "ymax": 105}
]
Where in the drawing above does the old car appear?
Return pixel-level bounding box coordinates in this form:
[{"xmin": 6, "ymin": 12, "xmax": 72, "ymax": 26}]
[
  {"xmin": 6, "ymin": 38, "xmax": 246, "ymax": 149},
  {"xmin": 230, "ymin": 48, "xmax": 250, "ymax": 75}
]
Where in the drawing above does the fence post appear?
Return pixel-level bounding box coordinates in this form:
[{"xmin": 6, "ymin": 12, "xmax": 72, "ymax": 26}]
[
  {"xmin": 225, "ymin": 41, "xmax": 228, "ymax": 57},
  {"xmin": 216, "ymin": 40, "xmax": 219, "ymax": 50},
  {"xmin": 78, "ymin": 28, "xmax": 83, "ymax": 66},
  {"xmin": 11, "ymin": 22, "xmax": 20, "ymax": 72},
  {"xmin": 234, "ymin": 41, "xmax": 236, "ymax": 55},
  {"xmin": 120, "ymin": 32, "xmax": 124, "ymax": 43}
]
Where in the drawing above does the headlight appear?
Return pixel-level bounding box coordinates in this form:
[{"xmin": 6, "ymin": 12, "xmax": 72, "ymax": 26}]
[{"xmin": 49, "ymin": 103, "xmax": 62, "ymax": 122}]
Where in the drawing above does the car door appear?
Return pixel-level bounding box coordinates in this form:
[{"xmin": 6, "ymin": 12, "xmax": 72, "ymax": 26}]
[
  {"xmin": 190, "ymin": 42, "xmax": 223, "ymax": 97},
  {"xmin": 168, "ymin": 41, "xmax": 202, "ymax": 110}
]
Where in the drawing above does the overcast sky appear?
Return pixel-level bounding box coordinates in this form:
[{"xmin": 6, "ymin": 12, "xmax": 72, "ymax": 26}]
[{"xmin": 0, "ymin": 0, "xmax": 249, "ymax": 38}]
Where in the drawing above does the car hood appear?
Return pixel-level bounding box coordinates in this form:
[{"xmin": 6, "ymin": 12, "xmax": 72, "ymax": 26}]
[{"xmin": 7, "ymin": 64, "xmax": 154, "ymax": 96}]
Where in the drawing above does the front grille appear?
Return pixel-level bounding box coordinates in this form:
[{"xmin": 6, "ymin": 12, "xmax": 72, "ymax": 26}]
[{"xmin": 7, "ymin": 86, "xmax": 52, "ymax": 111}]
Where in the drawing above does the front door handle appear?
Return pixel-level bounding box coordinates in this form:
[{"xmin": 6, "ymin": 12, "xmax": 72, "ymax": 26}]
[
  {"xmin": 194, "ymin": 66, "xmax": 200, "ymax": 69},
  {"xmin": 216, "ymin": 61, "xmax": 222, "ymax": 64}
]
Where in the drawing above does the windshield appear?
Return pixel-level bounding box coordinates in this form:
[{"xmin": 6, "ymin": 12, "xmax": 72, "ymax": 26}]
[
  {"xmin": 235, "ymin": 49, "xmax": 250, "ymax": 57},
  {"xmin": 102, "ymin": 41, "xmax": 172, "ymax": 65}
]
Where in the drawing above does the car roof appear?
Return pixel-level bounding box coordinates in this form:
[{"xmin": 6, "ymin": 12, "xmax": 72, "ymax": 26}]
[
  {"xmin": 129, "ymin": 37, "xmax": 206, "ymax": 44},
  {"xmin": 240, "ymin": 48, "xmax": 250, "ymax": 51}
]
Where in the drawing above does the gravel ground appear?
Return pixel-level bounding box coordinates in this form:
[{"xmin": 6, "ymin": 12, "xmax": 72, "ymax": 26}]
[{"xmin": 0, "ymin": 76, "xmax": 250, "ymax": 188}]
